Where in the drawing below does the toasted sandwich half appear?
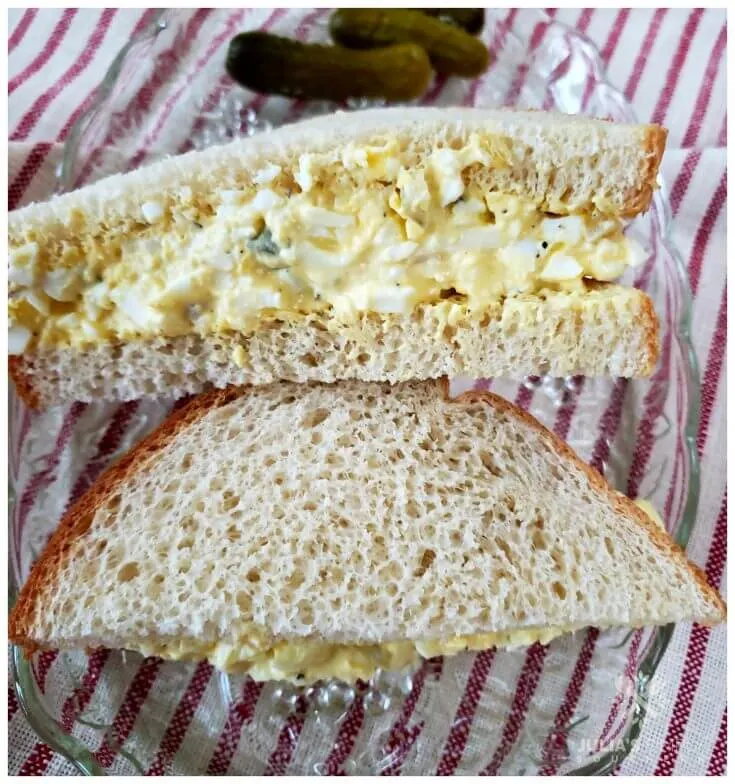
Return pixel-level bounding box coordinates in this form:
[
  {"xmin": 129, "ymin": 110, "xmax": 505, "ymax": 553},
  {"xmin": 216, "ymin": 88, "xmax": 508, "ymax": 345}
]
[
  {"xmin": 8, "ymin": 109, "xmax": 663, "ymax": 409},
  {"xmin": 9, "ymin": 380, "xmax": 724, "ymax": 684}
]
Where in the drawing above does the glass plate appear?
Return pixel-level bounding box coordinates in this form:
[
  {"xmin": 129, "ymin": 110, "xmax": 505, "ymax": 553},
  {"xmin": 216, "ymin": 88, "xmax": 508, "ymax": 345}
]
[{"xmin": 9, "ymin": 8, "xmax": 700, "ymax": 776}]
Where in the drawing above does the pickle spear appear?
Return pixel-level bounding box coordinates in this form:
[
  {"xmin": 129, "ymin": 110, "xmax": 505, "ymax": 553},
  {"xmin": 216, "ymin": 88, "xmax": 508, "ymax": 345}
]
[
  {"xmin": 226, "ymin": 32, "xmax": 432, "ymax": 102},
  {"xmin": 420, "ymin": 9, "xmax": 485, "ymax": 35},
  {"xmin": 329, "ymin": 9, "xmax": 489, "ymax": 77}
]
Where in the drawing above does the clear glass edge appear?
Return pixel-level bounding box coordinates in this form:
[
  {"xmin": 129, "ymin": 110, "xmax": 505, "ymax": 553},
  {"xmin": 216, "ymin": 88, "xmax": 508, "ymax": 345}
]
[
  {"xmin": 58, "ymin": 10, "xmax": 168, "ymax": 193},
  {"xmin": 11, "ymin": 10, "xmax": 703, "ymax": 777},
  {"xmin": 555, "ymin": 17, "xmax": 703, "ymax": 775}
]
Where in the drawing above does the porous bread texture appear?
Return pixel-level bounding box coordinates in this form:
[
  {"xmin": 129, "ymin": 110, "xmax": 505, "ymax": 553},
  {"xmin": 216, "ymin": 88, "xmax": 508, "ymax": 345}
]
[
  {"xmin": 10, "ymin": 380, "xmax": 724, "ymax": 660},
  {"xmin": 8, "ymin": 108, "xmax": 666, "ymax": 254},
  {"xmin": 11, "ymin": 285, "xmax": 659, "ymax": 408}
]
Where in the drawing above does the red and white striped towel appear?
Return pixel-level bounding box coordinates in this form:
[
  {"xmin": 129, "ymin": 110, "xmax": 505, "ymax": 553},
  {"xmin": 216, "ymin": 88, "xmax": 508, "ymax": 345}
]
[{"xmin": 8, "ymin": 8, "xmax": 726, "ymax": 776}]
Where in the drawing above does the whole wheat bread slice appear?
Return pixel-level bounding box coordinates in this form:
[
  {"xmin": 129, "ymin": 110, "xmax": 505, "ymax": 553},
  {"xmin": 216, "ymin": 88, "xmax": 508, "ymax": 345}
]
[
  {"xmin": 9, "ymin": 109, "xmax": 664, "ymax": 408},
  {"xmin": 9, "ymin": 380, "xmax": 724, "ymax": 676}
]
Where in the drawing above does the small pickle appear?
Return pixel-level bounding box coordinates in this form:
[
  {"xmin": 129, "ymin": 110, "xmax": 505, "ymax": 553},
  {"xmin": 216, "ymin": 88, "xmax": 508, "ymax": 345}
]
[
  {"xmin": 226, "ymin": 32, "xmax": 432, "ymax": 102},
  {"xmin": 329, "ymin": 9, "xmax": 489, "ymax": 77},
  {"xmin": 419, "ymin": 9, "xmax": 485, "ymax": 36}
]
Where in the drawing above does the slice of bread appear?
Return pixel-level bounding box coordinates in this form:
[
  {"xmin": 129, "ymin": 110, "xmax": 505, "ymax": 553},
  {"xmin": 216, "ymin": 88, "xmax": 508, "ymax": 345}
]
[
  {"xmin": 11, "ymin": 284, "xmax": 659, "ymax": 408},
  {"xmin": 10, "ymin": 109, "xmax": 666, "ymax": 244},
  {"xmin": 10, "ymin": 380, "xmax": 724, "ymax": 667}
]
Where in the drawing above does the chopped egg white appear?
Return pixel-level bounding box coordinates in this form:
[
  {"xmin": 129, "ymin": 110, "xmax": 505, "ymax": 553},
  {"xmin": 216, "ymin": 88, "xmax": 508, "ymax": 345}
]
[
  {"xmin": 248, "ymin": 188, "xmax": 283, "ymax": 213},
  {"xmin": 341, "ymin": 145, "xmax": 369, "ymax": 169},
  {"xmin": 8, "ymin": 242, "xmax": 40, "ymax": 286},
  {"xmin": 300, "ymin": 205, "xmax": 355, "ymax": 230},
  {"xmin": 371, "ymin": 285, "xmax": 417, "ymax": 313},
  {"xmin": 378, "ymin": 241, "xmax": 418, "ymax": 264},
  {"xmin": 430, "ymin": 148, "xmax": 465, "ymax": 206},
  {"xmin": 540, "ymin": 253, "xmax": 584, "ymax": 281},
  {"xmin": 253, "ymin": 163, "xmax": 281, "ymax": 185},
  {"xmin": 542, "ymin": 215, "xmax": 584, "ymax": 245},
  {"xmin": 205, "ymin": 252, "xmax": 235, "ymax": 271},
  {"xmin": 220, "ymin": 189, "xmax": 242, "ymax": 205},
  {"xmin": 452, "ymin": 226, "xmax": 503, "ymax": 251},
  {"xmin": 42, "ymin": 267, "xmax": 83, "ymax": 302},
  {"xmin": 109, "ymin": 289, "xmax": 164, "ymax": 331},
  {"xmin": 9, "ymin": 325, "xmax": 32, "ymax": 354},
  {"xmin": 294, "ymin": 153, "xmax": 316, "ymax": 192},
  {"xmin": 374, "ymin": 218, "xmax": 404, "ymax": 246},
  {"xmin": 141, "ymin": 200, "xmax": 164, "ymax": 223},
  {"xmin": 498, "ymin": 240, "xmax": 540, "ymax": 273},
  {"xmin": 392, "ymin": 168, "xmax": 431, "ymax": 221},
  {"xmin": 452, "ymin": 197, "xmax": 488, "ymax": 226}
]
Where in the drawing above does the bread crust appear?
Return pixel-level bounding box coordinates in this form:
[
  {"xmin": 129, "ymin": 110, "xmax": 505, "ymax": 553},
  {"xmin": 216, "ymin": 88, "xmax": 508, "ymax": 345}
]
[
  {"xmin": 9, "ymin": 380, "xmax": 725, "ymax": 656},
  {"xmin": 621, "ymin": 125, "xmax": 668, "ymax": 217},
  {"xmin": 8, "ymin": 356, "xmax": 41, "ymax": 409},
  {"xmin": 640, "ymin": 286, "xmax": 661, "ymax": 372}
]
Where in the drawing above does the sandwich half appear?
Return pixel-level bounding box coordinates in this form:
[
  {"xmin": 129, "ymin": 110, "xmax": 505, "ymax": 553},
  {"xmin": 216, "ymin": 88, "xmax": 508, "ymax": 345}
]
[
  {"xmin": 9, "ymin": 380, "xmax": 724, "ymax": 684},
  {"xmin": 8, "ymin": 108, "xmax": 663, "ymax": 408}
]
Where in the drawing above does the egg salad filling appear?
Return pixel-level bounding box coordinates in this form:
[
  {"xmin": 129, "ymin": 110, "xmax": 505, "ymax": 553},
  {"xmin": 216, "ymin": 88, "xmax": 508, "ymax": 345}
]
[
  {"xmin": 133, "ymin": 625, "xmax": 575, "ymax": 684},
  {"xmin": 8, "ymin": 135, "xmax": 646, "ymax": 355}
]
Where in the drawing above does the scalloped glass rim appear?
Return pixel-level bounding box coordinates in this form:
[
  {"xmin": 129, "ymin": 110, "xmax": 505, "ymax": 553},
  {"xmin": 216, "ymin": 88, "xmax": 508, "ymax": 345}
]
[{"xmin": 10, "ymin": 8, "xmax": 701, "ymax": 777}]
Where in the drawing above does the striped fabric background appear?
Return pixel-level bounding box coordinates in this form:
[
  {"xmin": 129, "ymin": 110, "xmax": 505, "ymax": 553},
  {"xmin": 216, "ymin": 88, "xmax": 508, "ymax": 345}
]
[{"xmin": 7, "ymin": 8, "xmax": 726, "ymax": 776}]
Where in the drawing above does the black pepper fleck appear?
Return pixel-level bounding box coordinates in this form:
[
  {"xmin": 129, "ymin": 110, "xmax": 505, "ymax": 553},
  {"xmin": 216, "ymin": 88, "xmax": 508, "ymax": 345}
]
[{"xmin": 541, "ymin": 241, "xmax": 548, "ymax": 249}]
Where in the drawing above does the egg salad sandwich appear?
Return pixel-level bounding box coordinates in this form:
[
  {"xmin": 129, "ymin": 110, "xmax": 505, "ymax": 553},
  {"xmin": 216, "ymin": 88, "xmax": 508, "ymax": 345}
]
[
  {"xmin": 8, "ymin": 108, "xmax": 664, "ymax": 409},
  {"xmin": 9, "ymin": 379, "xmax": 724, "ymax": 684}
]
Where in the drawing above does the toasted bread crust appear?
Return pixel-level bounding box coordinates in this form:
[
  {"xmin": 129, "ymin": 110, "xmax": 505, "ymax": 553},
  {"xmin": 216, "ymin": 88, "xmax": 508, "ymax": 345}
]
[
  {"xmin": 9, "ymin": 380, "xmax": 725, "ymax": 655},
  {"xmin": 641, "ymin": 288, "xmax": 661, "ymax": 374},
  {"xmin": 8, "ymin": 356, "xmax": 41, "ymax": 409},
  {"xmin": 621, "ymin": 124, "xmax": 668, "ymax": 218}
]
